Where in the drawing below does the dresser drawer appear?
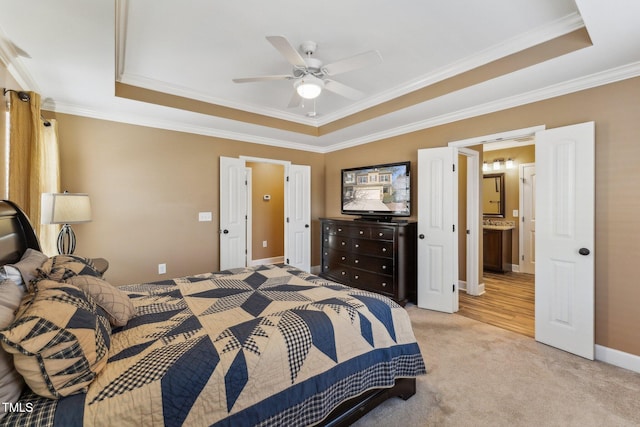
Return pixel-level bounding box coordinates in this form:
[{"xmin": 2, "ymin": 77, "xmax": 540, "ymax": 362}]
[
  {"xmin": 351, "ymin": 238, "xmax": 393, "ymax": 256},
  {"xmin": 371, "ymin": 227, "xmax": 395, "ymax": 240},
  {"xmin": 326, "ymin": 235, "xmax": 350, "ymax": 250},
  {"xmin": 350, "ymin": 253, "xmax": 393, "ymax": 275},
  {"xmin": 323, "ymin": 249, "xmax": 349, "ymax": 269},
  {"xmin": 349, "ymin": 269, "xmax": 395, "ymax": 296}
]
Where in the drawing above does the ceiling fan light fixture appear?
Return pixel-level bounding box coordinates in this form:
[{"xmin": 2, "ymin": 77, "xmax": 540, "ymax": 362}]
[{"xmin": 295, "ymin": 75, "xmax": 324, "ymax": 99}]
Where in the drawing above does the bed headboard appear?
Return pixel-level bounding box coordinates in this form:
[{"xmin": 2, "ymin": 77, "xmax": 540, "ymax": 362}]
[{"xmin": 0, "ymin": 200, "xmax": 41, "ymax": 266}]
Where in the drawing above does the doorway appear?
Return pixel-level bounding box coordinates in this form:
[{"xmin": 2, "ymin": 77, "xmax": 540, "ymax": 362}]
[
  {"xmin": 459, "ymin": 139, "xmax": 536, "ymax": 337},
  {"xmin": 219, "ymin": 156, "xmax": 311, "ymax": 272},
  {"xmin": 434, "ymin": 122, "xmax": 595, "ymax": 359},
  {"xmin": 246, "ymin": 161, "xmax": 285, "ymax": 266}
]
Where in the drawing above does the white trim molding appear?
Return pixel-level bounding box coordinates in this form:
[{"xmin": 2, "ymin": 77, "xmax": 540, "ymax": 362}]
[
  {"xmin": 595, "ymin": 345, "xmax": 640, "ymax": 374},
  {"xmin": 250, "ymin": 256, "xmax": 285, "ymax": 267}
]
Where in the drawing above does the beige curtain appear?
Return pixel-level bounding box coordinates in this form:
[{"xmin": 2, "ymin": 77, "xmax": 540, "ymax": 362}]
[{"xmin": 7, "ymin": 90, "xmax": 61, "ymax": 255}]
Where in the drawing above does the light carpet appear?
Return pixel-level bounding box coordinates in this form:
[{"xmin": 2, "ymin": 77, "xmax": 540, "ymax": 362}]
[{"xmin": 354, "ymin": 305, "xmax": 640, "ymax": 426}]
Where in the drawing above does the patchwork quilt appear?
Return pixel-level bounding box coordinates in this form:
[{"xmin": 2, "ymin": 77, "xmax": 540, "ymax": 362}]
[{"xmin": 2, "ymin": 264, "xmax": 426, "ymax": 427}]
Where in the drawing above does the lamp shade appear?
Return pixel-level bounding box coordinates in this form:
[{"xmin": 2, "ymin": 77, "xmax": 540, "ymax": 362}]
[{"xmin": 41, "ymin": 193, "xmax": 92, "ymax": 224}]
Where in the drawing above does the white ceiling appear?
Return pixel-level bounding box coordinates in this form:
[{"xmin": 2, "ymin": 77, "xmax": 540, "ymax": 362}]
[{"xmin": 1, "ymin": 0, "xmax": 639, "ymax": 152}]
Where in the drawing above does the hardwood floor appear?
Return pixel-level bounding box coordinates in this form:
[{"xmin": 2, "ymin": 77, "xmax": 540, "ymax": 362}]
[{"xmin": 458, "ymin": 271, "xmax": 535, "ymax": 337}]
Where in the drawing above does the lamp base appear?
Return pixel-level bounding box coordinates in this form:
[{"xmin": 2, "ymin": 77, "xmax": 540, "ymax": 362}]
[{"xmin": 57, "ymin": 224, "xmax": 77, "ymax": 255}]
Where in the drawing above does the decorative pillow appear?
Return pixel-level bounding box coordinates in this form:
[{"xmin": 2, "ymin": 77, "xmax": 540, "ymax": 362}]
[
  {"xmin": 65, "ymin": 275, "xmax": 135, "ymax": 327},
  {"xmin": 0, "ymin": 279, "xmax": 25, "ymax": 420},
  {"xmin": 0, "ymin": 280, "xmax": 111, "ymax": 399},
  {"xmin": 13, "ymin": 249, "xmax": 49, "ymax": 286},
  {"xmin": 38, "ymin": 254, "xmax": 102, "ymax": 282}
]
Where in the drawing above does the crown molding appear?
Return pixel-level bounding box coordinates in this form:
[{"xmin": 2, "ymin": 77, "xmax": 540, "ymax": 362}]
[
  {"xmin": 322, "ymin": 60, "xmax": 640, "ymax": 152},
  {"xmin": 42, "ymin": 100, "xmax": 327, "ymax": 154},
  {"xmin": 0, "ymin": 26, "xmax": 39, "ymax": 92},
  {"xmin": 42, "ymin": 61, "xmax": 640, "ymax": 155},
  {"xmin": 315, "ymin": 12, "xmax": 586, "ymax": 126}
]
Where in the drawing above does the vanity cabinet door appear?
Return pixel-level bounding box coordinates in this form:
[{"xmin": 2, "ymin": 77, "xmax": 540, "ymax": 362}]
[{"xmin": 483, "ymin": 229, "xmax": 502, "ymax": 271}]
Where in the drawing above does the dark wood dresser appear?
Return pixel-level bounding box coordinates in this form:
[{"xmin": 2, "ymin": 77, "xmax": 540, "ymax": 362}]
[{"xmin": 319, "ymin": 218, "xmax": 417, "ymax": 305}]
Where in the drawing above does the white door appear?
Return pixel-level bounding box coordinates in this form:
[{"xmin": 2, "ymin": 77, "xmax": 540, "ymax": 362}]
[
  {"xmin": 520, "ymin": 163, "xmax": 536, "ymax": 274},
  {"xmin": 417, "ymin": 147, "xmax": 459, "ymax": 312},
  {"xmin": 219, "ymin": 156, "xmax": 247, "ymax": 270},
  {"xmin": 285, "ymin": 165, "xmax": 311, "ymax": 272},
  {"xmin": 535, "ymin": 122, "xmax": 595, "ymax": 360}
]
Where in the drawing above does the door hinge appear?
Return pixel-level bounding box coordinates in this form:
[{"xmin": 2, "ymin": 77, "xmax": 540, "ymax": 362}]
[
  {"xmin": 286, "ymin": 217, "xmax": 290, "ymax": 223},
  {"xmin": 286, "ymin": 258, "xmax": 290, "ymax": 264},
  {"xmin": 452, "ymin": 164, "xmax": 456, "ymax": 172},
  {"xmin": 452, "ymin": 284, "xmax": 456, "ymax": 292},
  {"xmin": 522, "ymin": 255, "xmax": 525, "ymax": 261},
  {"xmin": 452, "ymin": 224, "xmax": 455, "ymax": 232},
  {"xmin": 286, "ymin": 176, "xmax": 289, "ymax": 182}
]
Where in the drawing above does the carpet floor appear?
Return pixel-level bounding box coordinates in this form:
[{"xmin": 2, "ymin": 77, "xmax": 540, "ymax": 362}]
[{"xmin": 353, "ymin": 305, "xmax": 640, "ymax": 426}]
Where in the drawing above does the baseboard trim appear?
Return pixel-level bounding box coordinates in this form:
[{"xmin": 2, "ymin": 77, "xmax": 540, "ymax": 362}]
[
  {"xmin": 250, "ymin": 256, "xmax": 284, "ymax": 266},
  {"xmin": 310, "ymin": 265, "xmax": 321, "ymax": 275},
  {"xmin": 595, "ymin": 344, "xmax": 640, "ymax": 374}
]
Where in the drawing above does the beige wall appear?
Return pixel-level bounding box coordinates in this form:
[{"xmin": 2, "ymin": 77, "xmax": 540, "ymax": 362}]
[
  {"xmin": 325, "ymin": 77, "xmax": 640, "ymax": 357},
  {"xmin": 246, "ymin": 161, "xmax": 285, "ymax": 260},
  {"xmin": 50, "ymin": 114, "xmax": 325, "ymax": 286}
]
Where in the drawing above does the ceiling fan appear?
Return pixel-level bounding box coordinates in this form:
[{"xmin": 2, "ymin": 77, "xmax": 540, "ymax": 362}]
[{"xmin": 232, "ymin": 36, "xmax": 382, "ymax": 108}]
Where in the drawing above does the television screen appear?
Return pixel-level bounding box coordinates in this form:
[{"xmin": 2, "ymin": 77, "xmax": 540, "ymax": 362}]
[{"xmin": 341, "ymin": 161, "xmax": 410, "ymax": 218}]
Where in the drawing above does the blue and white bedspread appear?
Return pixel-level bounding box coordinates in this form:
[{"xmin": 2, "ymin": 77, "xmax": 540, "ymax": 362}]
[{"xmin": 5, "ymin": 264, "xmax": 426, "ymax": 427}]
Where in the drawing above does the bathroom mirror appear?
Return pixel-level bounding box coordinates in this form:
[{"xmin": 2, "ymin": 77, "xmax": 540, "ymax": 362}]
[{"xmin": 483, "ymin": 173, "xmax": 505, "ymax": 217}]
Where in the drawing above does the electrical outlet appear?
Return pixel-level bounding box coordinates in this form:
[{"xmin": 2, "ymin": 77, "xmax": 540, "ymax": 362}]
[
  {"xmin": 262, "ymin": 240, "xmax": 268, "ymax": 248},
  {"xmin": 158, "ymin": 263, "xmax": 166, "ymax": 274}
]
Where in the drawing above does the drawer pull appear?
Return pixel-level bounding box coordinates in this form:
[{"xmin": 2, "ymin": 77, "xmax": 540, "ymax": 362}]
[
  {"xmin": 354, "ymin": 275, "xmax": 359, "ymax": 280},
  {"xmin": 341, "ymin": 271, "xmax": 346, "ymax": 275},
  {"xmin": 355, "ymin": 244, "xmax": 360, "ymax": 248},
  {"xmin": 355, "ymin": 259, "xmax": 359, "ymax": 264},
  {"xmin": 324, "ymin": 252, "xmax": 328, "ymax": 256},
  {"xmin": 382, "ymin": 265, "xmax": 386, "ymax": 270},
  {"xmin": 379, "ymin": 232, "xmax": 383, "ymax": 237},
  {"xmin": 359, "ymin": 230, "xmax": 364, "ymax": 235},
  {"xmin": 382, "ymin": 283, "xmax": 387, "ymax": 287},
  {"xmin": 338, "ymin": 228, "xmax": 342, "ymax": 232},
  {"xmin": 382, "ymin": 248, "xmax": 387, "ymax": 252},
  {"xmin": 341, "ymin": 256, "xmax": 346, "ymax": 261},
  {"xmin": 341, "ymin": 241, "xmax": 346, "ymax": 246}
]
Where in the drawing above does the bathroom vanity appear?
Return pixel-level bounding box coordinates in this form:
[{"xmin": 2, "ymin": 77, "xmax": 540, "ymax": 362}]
[{"xmin": 483, "ymin": 225, "xmax": 514, "ymax": 272}]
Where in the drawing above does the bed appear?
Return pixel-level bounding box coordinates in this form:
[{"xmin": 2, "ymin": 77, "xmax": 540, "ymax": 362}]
[{"xmin": 0, "ymin": 199, "xmax": 426, "ymax": 426}]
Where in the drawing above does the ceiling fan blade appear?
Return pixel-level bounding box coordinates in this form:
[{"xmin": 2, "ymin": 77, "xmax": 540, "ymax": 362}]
[
  {"xmin": 322, "ymin": 50, "xmax": 382, "ymax": 76},
  {"xmin": 266, "ymin": 36, "xmax": 307, "ymax": 68},
  {"xmin": 232, "ymin": 75, "xmax": 292, "ymax": 83},
  {"xmin": 324, "ymin": 79, "xmax": 365, "ymax": 100},
  {"xmin": 287, "ymin": 91, "xmax": 302, "ymax": 108}
]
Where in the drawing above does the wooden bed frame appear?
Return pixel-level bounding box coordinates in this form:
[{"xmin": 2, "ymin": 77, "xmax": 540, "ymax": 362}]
[{"xmin": 0, "ymin": 199, "xmax": 415, "ymax": 426}]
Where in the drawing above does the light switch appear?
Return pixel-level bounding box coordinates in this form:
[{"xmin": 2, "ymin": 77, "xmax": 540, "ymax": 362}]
[
  {"xmin": 513, "ymin": 210, "xmax": 519, "ymax": 217},
  {"xmin": 199, "ymin": 212, "xmax": 213, "ymax": 222}
]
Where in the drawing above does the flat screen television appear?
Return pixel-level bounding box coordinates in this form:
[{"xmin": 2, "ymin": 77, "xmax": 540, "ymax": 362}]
[{"xmin": 341, "ymin": 161, "xmax": 411, "ymax": 220}]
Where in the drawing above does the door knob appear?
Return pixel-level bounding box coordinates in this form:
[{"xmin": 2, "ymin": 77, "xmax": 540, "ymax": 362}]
[
  {"xmin": 222, "ymin": 229, "xmax": 229, "ymax": 234},
  {"xmin": 305, "ymin": 224, "xmax": 310, "ymax": 228},
  {"xmin": 578, "ymin": 248, "xmax": 590, "ymax": 256},
  {"xmin": 418, "ymin": 234, "xmax": 425, "ymax": 239}
]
